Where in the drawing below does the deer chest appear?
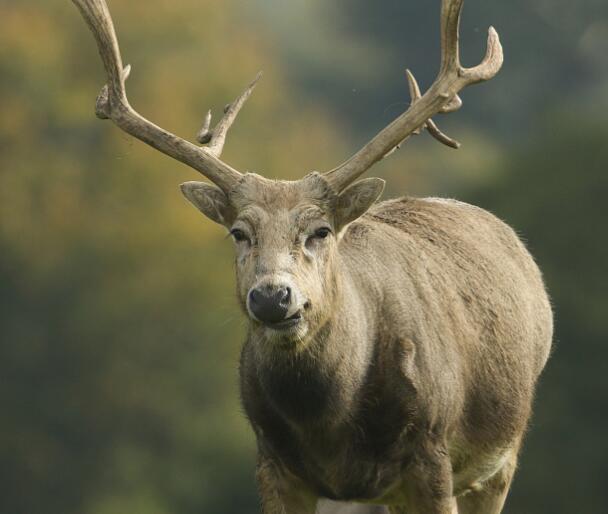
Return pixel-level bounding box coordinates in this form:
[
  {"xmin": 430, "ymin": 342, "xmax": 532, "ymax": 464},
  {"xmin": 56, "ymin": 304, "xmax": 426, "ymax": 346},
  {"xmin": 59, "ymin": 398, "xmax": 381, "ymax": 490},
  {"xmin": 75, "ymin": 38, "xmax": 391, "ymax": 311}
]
[{"xmin": 240, "ymin": 341, "xmax": 420, "ymax": 501}]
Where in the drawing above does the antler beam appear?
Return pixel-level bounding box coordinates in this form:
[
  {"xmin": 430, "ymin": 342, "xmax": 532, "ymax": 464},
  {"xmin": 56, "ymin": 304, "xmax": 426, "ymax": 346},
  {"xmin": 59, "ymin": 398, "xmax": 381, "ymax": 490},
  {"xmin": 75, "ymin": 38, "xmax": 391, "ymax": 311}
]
[
  {"xmin": 72, "ymin": 0, "xmax": 254, "ymax": 192},
  {"xmin": 324, "ymin": 0, "xmax": 504, "ymax": 192}
]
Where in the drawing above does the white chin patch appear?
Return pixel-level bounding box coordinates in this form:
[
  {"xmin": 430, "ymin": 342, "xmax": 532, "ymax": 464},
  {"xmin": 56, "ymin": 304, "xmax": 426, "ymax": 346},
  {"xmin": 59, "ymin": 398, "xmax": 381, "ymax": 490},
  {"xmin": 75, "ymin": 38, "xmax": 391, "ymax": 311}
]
[{"xmin": 263, "ymin": 321, "xmax": 308, "ymax": 342}]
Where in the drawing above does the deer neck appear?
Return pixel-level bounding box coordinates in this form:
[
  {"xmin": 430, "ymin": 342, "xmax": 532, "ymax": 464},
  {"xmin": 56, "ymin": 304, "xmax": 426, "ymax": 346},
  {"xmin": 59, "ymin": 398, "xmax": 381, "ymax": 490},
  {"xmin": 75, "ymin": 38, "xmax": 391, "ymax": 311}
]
[{"xmin": 253, "ymin": 264, "xmax": 377, "ymax": 428}]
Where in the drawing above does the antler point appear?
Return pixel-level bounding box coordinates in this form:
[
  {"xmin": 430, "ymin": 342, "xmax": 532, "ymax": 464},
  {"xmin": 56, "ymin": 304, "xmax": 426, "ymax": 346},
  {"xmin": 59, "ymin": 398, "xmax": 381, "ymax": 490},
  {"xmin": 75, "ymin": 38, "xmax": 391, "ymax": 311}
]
[
  {"xmin": 406, "ymin": 70, "xmax": 422, "ymax": 101},
  {"xmin": 122, "ymin": 64, "xmax": 131, "ymax": 80}
]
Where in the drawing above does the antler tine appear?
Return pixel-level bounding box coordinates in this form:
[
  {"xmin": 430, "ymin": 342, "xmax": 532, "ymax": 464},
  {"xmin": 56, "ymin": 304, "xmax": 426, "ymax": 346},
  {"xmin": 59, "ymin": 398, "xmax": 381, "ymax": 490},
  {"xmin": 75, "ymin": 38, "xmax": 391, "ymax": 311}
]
[
  {"xmin": 406, "ymin": 69, "xmax": 461, "ymax": 150},
  {"xmin": 439, "ymin": 0, "xmax": 464, "ymax": 76},
  {"xmin": 323, "ymin": 0, "xmax": 504, "ymax": 193},
  {"xmin": 72, "ymin": 0, "xmax": 244, "ymax": 193},
  {"xmin": 383, "ymin": 70, "xmax": 461, "ymax": 159},
  {"xmin": 196, "ymin": 72, "xmax": 263, "ymax": 157},
  {"xmin": 440, "ymin": 0, "xmax": 503, "ymax": 83},
  {"xmin": 462, "ymin": 27, "xmax": 503, "ymax": 83}
]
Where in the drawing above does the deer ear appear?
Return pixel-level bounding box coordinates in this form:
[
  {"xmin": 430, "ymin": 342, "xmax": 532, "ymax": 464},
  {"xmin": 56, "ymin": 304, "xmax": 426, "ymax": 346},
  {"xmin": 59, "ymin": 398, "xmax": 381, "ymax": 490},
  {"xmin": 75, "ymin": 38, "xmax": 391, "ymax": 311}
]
[
  {"xmin": 335, "ymin": 178, "xmax": 385, "ymax": 230},
  {"xmin": 180, "ymin": 181, "xmax": 233, "ymax": 227}
]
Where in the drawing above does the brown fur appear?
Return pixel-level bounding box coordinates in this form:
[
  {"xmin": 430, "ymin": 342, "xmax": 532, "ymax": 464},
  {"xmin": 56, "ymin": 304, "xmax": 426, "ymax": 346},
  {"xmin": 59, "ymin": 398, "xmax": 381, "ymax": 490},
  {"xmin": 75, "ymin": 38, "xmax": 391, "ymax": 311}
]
[
  {"xmin": 192, "ymin": 172, "xmax": 556, "ymax": 514},
  {"xmin": 71, "ymin": 2, "xmax": 534, "ymax": 512}
]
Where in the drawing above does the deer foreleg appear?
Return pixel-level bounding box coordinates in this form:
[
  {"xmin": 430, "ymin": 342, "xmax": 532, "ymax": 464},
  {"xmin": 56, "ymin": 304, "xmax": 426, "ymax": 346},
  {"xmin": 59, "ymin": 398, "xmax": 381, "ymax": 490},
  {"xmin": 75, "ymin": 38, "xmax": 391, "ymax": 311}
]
[
  {"xmin": 256, "ymin": 454, "xmax": 318, "ymax": 514},
  {"xmin": 390, "ymin": 442, "xmax": 458, "ymax": 514}
]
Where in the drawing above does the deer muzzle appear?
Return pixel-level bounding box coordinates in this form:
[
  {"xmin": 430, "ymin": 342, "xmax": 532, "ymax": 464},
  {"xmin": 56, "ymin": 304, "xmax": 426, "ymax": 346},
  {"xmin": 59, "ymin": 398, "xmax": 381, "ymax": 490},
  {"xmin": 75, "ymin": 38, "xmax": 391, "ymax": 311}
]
[{"xmin": 247, "ymin": 283, "xmax": 303, "ymax": 329}]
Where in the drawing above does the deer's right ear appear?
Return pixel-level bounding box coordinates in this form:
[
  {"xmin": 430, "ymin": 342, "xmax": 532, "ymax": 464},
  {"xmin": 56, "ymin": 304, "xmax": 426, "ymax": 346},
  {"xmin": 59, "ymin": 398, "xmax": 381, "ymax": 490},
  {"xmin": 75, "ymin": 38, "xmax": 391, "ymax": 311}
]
[{"xmin": 180, "ymin": 181, "xmax": 233, "ymax": 227}]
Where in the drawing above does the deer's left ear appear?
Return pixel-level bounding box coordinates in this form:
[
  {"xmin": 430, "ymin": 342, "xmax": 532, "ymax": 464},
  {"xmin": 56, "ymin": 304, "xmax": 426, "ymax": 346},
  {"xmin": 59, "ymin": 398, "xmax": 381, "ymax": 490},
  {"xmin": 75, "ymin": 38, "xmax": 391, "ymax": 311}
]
[
  {"xmin": 334, "ymin": 178, "xmax": 385, "ymax": 230},
  {"xmin": 180, "ymin": 181, "xmax": 233, "ymax": 227}
]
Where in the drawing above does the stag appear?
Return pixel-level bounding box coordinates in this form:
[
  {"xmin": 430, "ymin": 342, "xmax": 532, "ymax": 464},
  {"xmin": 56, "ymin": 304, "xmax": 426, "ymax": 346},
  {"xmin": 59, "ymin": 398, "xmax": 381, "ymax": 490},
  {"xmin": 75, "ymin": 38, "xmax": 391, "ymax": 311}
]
[{"xmin": 71, "ymin": 1, "xmax": 553, "ymax": 513}]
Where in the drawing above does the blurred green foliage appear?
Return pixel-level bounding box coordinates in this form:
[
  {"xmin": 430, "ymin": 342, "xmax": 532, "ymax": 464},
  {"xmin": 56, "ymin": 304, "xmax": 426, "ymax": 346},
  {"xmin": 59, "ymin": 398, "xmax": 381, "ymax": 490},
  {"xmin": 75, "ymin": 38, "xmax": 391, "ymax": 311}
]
[{"xmin": 0, "ymin": 1, "xmax": 606, "ymax": 514}]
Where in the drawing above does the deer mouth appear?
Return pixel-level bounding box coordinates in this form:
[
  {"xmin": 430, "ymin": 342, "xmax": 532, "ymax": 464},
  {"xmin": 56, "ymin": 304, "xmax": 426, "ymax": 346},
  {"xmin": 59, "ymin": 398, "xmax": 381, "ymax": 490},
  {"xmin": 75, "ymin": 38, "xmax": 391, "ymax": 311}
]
[{"xmin": 266, "ymin": 312, "xmax": 302, "ymax": 330}]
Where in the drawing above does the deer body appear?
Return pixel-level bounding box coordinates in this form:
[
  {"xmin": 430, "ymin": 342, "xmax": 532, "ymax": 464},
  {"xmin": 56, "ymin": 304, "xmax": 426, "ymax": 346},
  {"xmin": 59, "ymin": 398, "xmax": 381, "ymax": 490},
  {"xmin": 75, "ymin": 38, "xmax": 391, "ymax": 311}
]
[
  {"xmin": 72, "ymin": 1, "xmax": 552, "ymax": 512},
  {"xmin": 239, "ymin": 189, "xmax": 552, "ymax": 513}
]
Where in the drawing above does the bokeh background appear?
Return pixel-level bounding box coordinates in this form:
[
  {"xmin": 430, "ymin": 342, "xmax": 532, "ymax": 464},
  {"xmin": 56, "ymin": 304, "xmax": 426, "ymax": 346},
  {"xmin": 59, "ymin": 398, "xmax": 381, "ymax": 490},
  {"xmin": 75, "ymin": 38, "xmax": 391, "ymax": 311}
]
[{"xmin": 1, "ymin": 0, "xmax": 607, "ymax": 513}]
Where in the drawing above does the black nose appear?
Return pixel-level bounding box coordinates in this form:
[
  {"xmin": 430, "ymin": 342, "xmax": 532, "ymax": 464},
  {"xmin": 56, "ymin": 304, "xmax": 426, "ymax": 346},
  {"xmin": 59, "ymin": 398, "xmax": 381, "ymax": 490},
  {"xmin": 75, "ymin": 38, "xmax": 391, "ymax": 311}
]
[{"xmin": 248, "ymin": 285, "xmax": 291, "ymax": 324}]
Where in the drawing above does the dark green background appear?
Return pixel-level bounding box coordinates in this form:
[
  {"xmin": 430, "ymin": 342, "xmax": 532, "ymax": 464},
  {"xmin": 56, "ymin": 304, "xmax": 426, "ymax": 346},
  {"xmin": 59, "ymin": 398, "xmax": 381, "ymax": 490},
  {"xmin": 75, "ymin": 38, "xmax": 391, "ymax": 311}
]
[{"xmin": 1, "ymin": 1, "xmax": 606, "ymax": 513}]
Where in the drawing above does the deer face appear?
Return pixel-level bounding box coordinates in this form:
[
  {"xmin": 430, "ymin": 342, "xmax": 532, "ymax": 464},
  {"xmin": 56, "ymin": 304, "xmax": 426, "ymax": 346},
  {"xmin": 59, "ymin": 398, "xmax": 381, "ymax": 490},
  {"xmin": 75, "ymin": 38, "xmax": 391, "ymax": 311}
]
[{"xmin": 181, "ymin": 173, "xmax": 384, "ymax": 345}]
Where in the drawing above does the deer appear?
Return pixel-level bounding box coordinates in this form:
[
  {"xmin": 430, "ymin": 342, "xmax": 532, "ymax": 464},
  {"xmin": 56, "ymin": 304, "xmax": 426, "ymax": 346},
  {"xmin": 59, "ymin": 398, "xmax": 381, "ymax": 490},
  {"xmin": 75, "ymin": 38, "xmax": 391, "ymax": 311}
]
[{"xmin": 71, "ymin": 1, "xmax": 553, "ymax": 513}]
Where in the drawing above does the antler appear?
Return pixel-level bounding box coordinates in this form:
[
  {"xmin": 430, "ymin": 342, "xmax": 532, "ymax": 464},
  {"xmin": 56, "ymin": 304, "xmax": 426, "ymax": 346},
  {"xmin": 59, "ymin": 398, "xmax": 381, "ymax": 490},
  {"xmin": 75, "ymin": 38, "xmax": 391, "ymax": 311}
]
[
  {"xmin": 324, "ymin": 0, "xmax": 504, "ymax": 192},
  {"xmin": 72, "ymin": 0, "xmax": 257, "ymax": 192}
]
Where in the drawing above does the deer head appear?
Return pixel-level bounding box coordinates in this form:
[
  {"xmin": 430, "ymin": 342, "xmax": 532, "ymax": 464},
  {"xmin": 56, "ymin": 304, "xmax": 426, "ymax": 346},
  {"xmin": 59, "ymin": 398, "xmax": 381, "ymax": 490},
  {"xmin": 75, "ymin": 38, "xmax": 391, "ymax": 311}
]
[{"xmin": 72, "ymin": 0, "xmax": 503, "ymax": 343}]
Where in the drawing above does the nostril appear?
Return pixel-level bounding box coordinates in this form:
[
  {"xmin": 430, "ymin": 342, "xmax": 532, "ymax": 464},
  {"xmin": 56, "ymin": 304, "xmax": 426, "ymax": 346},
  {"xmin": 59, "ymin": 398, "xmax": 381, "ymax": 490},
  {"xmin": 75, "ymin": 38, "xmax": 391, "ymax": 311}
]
[
  {"xmin": 278, "ymin": 287, "xmax": 291, "ymax": 306},
  {"xmin": 249, "ymin": 288, "xmax": 260, "ymax": 306}
]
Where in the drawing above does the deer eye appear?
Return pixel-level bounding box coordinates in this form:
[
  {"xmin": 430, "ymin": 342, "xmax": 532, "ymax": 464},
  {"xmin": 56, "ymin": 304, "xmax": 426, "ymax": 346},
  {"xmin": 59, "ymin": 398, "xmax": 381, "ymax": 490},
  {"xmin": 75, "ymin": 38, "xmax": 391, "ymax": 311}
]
[
  {"xmin": 230, "ymin": 229, "xmax": 250, "ymax": 243},
  {"xmin": 306, "ymin": 227, "xmax": 331, "ymax": 244},
  {"xmin": 305, "ymin": 227, "xmax": 331, "ymax": 250},
  {"xmin": 314, "ymin": 227, "xmax": 332, "ymax": 239}
]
